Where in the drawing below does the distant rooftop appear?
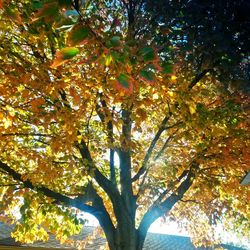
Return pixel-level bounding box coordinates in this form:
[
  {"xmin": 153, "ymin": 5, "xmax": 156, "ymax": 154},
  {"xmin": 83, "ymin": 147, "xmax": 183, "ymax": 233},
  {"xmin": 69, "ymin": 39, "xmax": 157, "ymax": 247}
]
[
  {"xmin": 0, "ymin": 223, "xmax": 247, "ymax": 250},
  {"xmin": 241, "ymin": 171, "xmax": 250, "ymax": 185}
]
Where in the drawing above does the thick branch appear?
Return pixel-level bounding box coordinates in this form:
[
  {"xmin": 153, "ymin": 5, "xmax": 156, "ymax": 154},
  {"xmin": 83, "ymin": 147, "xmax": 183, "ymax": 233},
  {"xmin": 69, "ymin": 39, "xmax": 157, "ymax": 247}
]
[
  {"xmin": 78, "ymin": 183, "xmax": 116, "ymax": 249},
  {"xmin": 77, "ymin": 141, "xmax": 119, "ymax": 200},
  {"xmin": 117, "ymin": 107, "xmax": 136, "ymax": 220},
  {"xmin": 77, "ymin": 112, "xmax": 133, "ymax": 227},
  {"xmin": 77, "ymin": 140, "xmax": 122, "ymax": 225},
  {"xmin": 0, "ymin": 160, "xmax": 116, "ymax": 248},
  {"xmin": 108, "ymin": 108, "xmax": 116, "ymax": 185},
  {"xmin": 138, "ymin": 162, "xmax": 198, "ymax": 243},
  {"xmin": 57, "ymin": 87, "xmax": 119, "ymax": 200},
  {"xmin": 119, "ymin": 108, "xmax": 133, "ymax": 196},
  {"xmin": 96, "ymin": 98, "xmax": 116, "ymax": 184},
  {"xmin": 128, "ymin": 0, "xmax": 135, "ymax": 25},
  {"xmin": 80, "ymin": 140, "xmax": 135, "ymax": 230},
  {"xmin": 153, "ymin": 170, "xmax": 189, "ymax": 204},
  {"xmin": 0, "ymin": 161, "xmax": 99, "ymax": 216},
  {"xmin": 110, "ymin": 148, "xmax": 115, "ymax": 184}
]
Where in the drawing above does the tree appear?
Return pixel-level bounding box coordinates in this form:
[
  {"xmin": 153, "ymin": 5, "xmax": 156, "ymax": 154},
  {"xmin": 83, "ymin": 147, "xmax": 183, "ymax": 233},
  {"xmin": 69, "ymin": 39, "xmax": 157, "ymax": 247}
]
[{"xmin": 0, "ymin": 1, "xmax": 249, "ymax": 249}]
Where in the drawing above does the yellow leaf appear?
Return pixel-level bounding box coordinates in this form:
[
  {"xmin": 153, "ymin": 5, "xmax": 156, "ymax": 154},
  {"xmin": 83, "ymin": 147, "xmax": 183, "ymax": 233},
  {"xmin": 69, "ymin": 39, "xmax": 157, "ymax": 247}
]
[
  {"xmin": 170, "ymin": 75, "xmax": 177, "ymax": 81},
  {"xmin": 189, "ymin": 103, "xmax": 196, "ymax": 115},
  {"xmin": 105, "ymin": 54, "xmax": 112, "ymax": 66},
  {"xmin": 77, "ymin": 135, "xmax": 83, "ymax": 143},
  {"xmin": 153, "ymin": 93, "xmax": 159, "ymax": 100},
  {"xmin": 168, "ymin": 91, "xmax": 174, "ymax": 97},
  {"xmin": 4, "ymin": 116, "xmax": 12, "ymax": 129}
]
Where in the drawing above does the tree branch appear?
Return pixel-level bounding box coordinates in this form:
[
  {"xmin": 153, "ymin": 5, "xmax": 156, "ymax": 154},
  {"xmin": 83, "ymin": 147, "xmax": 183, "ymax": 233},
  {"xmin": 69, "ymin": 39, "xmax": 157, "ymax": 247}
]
[
  {"xmin": 119, "ymin": 108, "xmax": 133, "ymax": 195},
  {"xmin": 133, "ymin": 67, "xmax": 212, "ymax": 183},
  {"xmin": 154, "ymin": 129, "xmax": 179, "ymax": 161},
  {"xmin": 77, "ymin": 183, "xmax": 116, "ymax": 248},
  {"xmin": 138, "ymin": 162, "xmax": 198, "ymax": 243},
  {"xmin": 136, "ymin": 130, "xmax": 178, "ymax": 197},
  {"xmin": 116, "ymin": 107, "xmax": 136, "ymax": 220},
  {"xmin": 0, "ymin": 161, "xmax": 99, "ymax": 216},
  {"xmin": 132, "ymin": 113, "xmax": 172, "ymax": 182},
  {"xmin": 0, "ymin": 183, "xmax": 21, "ymax": 187},
  {"xmin": 96, "ymin": 96, "xmax": 116, "ymax": 184},
  {"xmin": 188, "ymin": 69, "xmax": 211, "ymax": 90},
  {"xmin": 153, "ymin": 169, "xmax": 189, "ymax": 204},
  {"xmin": 0, "ymin": 160, "xmax": 116, "ymax": 249},
  {"xmin": 78, "ymin": 140, "xmax": 135, "ymax": 229},
  {"xmin": 0, "ymin": 133, "xmax": 54, "ymax": 138},
  {"xmin": 77, "ymin": 140, "xmax": 120, "ymax": 204}
]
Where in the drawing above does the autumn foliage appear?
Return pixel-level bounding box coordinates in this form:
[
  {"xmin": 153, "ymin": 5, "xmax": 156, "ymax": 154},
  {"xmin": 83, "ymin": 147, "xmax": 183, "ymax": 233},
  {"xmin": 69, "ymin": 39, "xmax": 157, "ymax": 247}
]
[{"xmin": 0, "ymin": 1, "xmax": 249, "ymax": 250}]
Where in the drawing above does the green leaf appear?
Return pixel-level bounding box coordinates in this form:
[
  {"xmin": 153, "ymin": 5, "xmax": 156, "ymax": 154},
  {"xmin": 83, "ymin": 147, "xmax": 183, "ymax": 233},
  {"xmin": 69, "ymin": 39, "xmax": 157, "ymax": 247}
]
[
  {"xmin": 126, "ymin": 40, "xmax": 136, "ymax": 47},
  {"xmin": 230, "ymin": 117, "xmax": 238, "ymax": 126},
  {"xmin": 52, "ymin": 47, "xmax": 80, "ymax": 67},
  {"xmin": 140, "ymin": 46, "xmax": 155, "ymax": 61},
  {"xmin": 140, "ymin": 70, "xmax": 154, "ymax": 82},
  {"xmin": 118, "ymin": 54, "xmax": 126, "ymax": 64},
  {"xmin": 32, "ymin": 0, "xmax": 43, "ymax": 10},
  {"xmin": 110, "ymin": 36, "xmax": 121, "ymax": 47},
  {"xmin": 5, "ymin": 6, "xmax": 19, "ymax": 20},
  {"xmin": 118, "ymin": 73, "xmax": 130, "ymax": 89},
  {"xmin": 110, "ymin": 51, "xmax": 126, "ymax": 64},
  {"xmin": 129, "ymin": 56, "xmax": 137, "ymax": 65},
  {"xmin": 60, "ymin": 47, "xmax": 79, "ymax": 60},
  {"xmin": 68, "ymin": 25, "xmax": 89, "ymax": 45},
  {"xmin": 161, "ymin": 62, "xmax": 173, "ymax": 74},
  {"xmin": 36, "ymin": 2, "xmax": 59, "ymax": 18},
  {"xmin": 58, "ymin": 0, "xmax": 72, "ymax": 8},
  {"xmin": 110, "ymin": 51, "xmax": 119, "ymax": 60}
]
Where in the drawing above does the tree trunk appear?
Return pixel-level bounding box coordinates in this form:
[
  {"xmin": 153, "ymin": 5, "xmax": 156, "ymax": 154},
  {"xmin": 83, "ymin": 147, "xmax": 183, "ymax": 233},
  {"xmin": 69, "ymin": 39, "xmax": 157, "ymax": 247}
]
[
  {"xmin": 104, "ymin": 207, "xmax": 146, "ymax": 250},
  {"xmin": 107, "ymin": 227, "xmax": 145, "ymax": 250}
]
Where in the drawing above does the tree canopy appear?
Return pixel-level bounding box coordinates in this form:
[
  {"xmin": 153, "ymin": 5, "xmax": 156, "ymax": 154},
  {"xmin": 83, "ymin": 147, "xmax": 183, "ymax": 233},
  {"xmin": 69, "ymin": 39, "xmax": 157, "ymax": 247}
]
[{"xmin": 0, "ymin": 1, "xmax": 249, "ymax": 250}]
